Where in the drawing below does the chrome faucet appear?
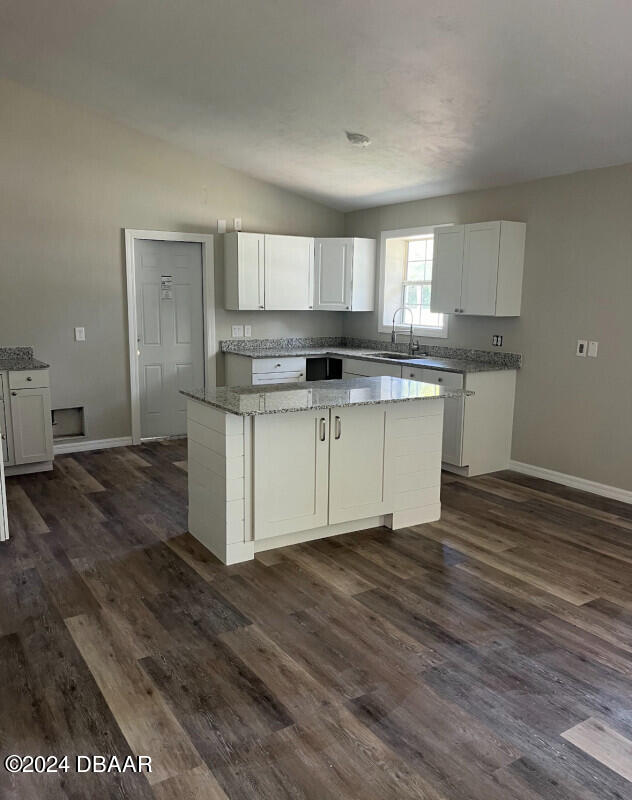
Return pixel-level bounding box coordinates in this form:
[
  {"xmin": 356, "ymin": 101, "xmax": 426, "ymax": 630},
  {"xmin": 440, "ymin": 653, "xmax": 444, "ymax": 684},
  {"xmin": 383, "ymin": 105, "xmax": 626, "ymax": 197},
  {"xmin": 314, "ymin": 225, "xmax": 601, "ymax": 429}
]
[{"xmin": 391, "ymin": 306, "xmax": 420, "ymax": 356}]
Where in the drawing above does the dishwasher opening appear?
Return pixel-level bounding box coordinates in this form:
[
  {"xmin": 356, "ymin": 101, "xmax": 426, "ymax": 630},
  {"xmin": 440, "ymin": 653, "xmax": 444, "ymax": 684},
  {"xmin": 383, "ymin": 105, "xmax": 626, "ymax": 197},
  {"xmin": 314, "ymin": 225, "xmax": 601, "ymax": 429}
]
[{"xmin": 306, "ymin": 357, "xmax": 342, "ymax": 381}]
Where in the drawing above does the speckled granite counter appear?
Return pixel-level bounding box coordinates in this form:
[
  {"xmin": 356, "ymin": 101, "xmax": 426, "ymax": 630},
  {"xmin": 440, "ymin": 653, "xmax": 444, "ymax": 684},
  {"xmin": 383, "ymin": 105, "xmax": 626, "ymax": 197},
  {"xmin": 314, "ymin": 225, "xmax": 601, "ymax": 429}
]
[
  {"xmin": 220, "ymin": 337, "xmax": 521, "ymax": 374},
  {"xmin": 0, "ymin": 346, "xmax": 49, "ymax": 371},
  {"xmin": 183, "ymin": 375, "xmax": 470, "ymax": 416}
]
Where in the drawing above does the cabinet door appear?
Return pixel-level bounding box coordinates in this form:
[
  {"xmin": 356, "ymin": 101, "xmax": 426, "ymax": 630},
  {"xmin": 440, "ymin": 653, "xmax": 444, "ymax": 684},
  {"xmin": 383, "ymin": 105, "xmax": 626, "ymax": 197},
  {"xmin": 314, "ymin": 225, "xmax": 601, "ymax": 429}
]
[
  {"xmin": 253, "ymin": 409, "xmax": 328, "ymax": 539},
  {"xmin": 264, "ymin": 234, "xmax": 314, "ymax": 310},
  {"xmin": 403, "ymin": 368, "xmax": 465, "ymax": 466},
  {"xmin": 0, "ymin": 397, "xmax": 8, "ymax": 465},
  {"xmin": 238, "ymin": 232, "xmax": 265, "ymax": 310},
  {"xmin": 313, "ymin": 238, "xmax": 352, "ymax": 310},
  {"xmin": 461, "ymin": 221, "xmax": 501, "ymax": 315},
  {"xmin": 329, "ymin": 405, "xmax": 387, "ymax": 524},
  {"xmin": 10, "ymin": 387, "xmax": 53, "ymax": 464},
  {"xmin": 431, "ymin": 226, "xmax": 465, "ymax": 314}
]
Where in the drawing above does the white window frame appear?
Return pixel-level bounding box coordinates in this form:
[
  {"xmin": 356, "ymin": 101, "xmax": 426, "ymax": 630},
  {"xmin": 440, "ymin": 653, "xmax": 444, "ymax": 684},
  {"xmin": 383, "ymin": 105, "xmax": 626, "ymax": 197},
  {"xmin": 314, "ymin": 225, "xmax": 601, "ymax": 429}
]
[{"xmin": 378, "ymin": 225, "xmax": 449, "ymax": 338}]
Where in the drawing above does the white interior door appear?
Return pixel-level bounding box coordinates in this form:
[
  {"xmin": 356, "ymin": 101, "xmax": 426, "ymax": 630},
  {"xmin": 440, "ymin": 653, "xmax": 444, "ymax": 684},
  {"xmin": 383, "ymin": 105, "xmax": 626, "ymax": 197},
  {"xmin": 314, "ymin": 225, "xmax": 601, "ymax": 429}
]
[{"xmin": 135, "ymin": 239, "xmax": 204, "ymax": 439}]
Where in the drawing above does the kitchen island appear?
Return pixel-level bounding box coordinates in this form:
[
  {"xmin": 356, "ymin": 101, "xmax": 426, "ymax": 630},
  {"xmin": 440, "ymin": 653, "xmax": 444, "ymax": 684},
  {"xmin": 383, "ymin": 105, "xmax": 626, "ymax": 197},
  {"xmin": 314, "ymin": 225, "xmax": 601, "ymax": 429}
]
[{"xmin": 182, "ymin": 376, "xmax": 469, "ymax": 564}]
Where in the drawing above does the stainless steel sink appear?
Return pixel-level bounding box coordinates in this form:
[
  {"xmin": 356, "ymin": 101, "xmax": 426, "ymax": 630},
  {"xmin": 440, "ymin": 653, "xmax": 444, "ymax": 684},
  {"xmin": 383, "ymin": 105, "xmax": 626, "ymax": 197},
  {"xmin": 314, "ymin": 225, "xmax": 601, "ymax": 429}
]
[{"xmin": 368, "ymin": 351, "xmax": 426, "ymax": 360}]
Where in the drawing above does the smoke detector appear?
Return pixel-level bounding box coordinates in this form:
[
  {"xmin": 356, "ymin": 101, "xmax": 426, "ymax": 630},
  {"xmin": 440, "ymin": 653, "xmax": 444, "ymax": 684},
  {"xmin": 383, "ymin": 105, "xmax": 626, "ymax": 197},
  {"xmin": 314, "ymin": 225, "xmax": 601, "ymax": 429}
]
[{"xmin": 345, "ymin": 131, "xmax": 371, "ymax": 147}]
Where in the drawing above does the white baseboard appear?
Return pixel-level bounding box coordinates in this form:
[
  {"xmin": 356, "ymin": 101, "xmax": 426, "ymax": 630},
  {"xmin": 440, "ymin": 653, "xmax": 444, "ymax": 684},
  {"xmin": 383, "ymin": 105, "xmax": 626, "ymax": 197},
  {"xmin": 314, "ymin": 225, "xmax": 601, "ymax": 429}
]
[
  {"xmin": 53, "ymin": 436, "xmax": 133, "ymax": 455},
  {"xmin": 508, "ymin": 459, "xmax": 632, "ymax": 506}
]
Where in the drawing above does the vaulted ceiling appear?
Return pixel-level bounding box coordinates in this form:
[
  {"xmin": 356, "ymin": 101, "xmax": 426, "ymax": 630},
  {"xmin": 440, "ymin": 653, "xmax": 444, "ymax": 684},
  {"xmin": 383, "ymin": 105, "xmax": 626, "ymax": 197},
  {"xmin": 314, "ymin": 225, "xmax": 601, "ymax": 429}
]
[{"xmin": 2, "ymin": 0, "xmax": 632, "ymax": 210}]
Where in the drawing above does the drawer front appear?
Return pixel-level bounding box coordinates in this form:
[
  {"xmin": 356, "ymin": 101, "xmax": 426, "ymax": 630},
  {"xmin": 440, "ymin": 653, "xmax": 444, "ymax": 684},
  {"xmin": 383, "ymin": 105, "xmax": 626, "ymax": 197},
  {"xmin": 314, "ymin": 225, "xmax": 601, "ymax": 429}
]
[
  {"xmin": 9, "ymin": 369, "xmax": 50, "ymax": 390},
  {"xmin": 251, "ymin": 357, "xmax": 306, "ymax": 374},
  {"xmin": 342, "ymin": 358, "xmax": 401, "ymax": 378},
  {"xmin": 402, "ymin": 367, "xmax": 463, "ymax": 389},
  {"xmin": 252, "ymin": 371, "xmax": 306, "ymax": 385}
]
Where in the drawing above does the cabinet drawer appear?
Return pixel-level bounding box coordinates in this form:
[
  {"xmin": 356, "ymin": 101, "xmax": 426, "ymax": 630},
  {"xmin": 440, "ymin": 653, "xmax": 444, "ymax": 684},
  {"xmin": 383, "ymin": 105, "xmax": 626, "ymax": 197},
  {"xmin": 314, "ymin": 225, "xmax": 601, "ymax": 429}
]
[
  {"xmin": 252, "ymin": 371, "xmax": 306, "ymax": 386},
  {"xmin": 402, "ymin": 367, "xmax": 463, "ymax": 389},
  {"xmin": 9, "ymin": 369, "xmax": 50, "ymax": 390},
  {"xmin": 251, "ymin": 357, "xmax": 306, "ymax": 374},
  {"xmin": 342, "ymin": 358, "xmax": 401, "ymax": 378}
]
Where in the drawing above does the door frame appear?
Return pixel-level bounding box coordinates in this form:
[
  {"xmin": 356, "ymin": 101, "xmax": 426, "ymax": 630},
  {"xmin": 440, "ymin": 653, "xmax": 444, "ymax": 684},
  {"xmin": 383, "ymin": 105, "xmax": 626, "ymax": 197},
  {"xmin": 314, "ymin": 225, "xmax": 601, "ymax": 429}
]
[{"xmin": 124, "ymin": 229, "xmax": 215, "ymax": 445}]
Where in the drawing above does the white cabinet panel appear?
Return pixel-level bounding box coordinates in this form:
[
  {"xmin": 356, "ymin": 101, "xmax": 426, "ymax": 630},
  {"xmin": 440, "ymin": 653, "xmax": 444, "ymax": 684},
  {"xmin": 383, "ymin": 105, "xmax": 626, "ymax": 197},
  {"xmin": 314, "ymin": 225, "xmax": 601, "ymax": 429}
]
[
  {"xmin": 224, "ymin": 232, "xmax": 265, "ymax": 310},
  {"xmin": 264, "ymin": 234, "xmax": 314, "ymax": 310},
  {"xmin": 328, "ymin": 405, "xmax": 387, "ymax": 524},
  {"xmin": 254, "ymin": 409, "xmax": 328, "ymax": 539},
  {"xmin": 431, "ymin": 225, "xmax": 464, "ymax": 314},
  {"xmin": 10, "ymin": 387, "xmax": 53, "ymax": 464},
  {"xmin": 461, "ymin": 222, "xmax": 501, "ymax": 315},
  {"xmin": 314, "ymin": 238, "xmax": 352, "ymax": 310},
  {"xmin": 342, "ymin": 358, "xmax": 401, "ymax": 378}
]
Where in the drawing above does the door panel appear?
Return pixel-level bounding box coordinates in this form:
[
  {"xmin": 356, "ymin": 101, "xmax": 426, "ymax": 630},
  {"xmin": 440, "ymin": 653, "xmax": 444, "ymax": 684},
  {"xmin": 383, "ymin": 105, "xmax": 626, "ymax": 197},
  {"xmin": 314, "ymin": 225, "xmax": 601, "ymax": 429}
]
[
  {"xmin": 264, "ymin": 234, "xmax": 314, "ymax": 310},
  {"xmin": 431, "ymin": 226, "xmax": 464, "ymax": 314},
  {"xmin": 314, "ymin": 238, "xmax": 352, "ymax": 310},
  {"xmin": 10, "ymin": 388, "xmax": 53, "ymax": 464},
  {"xmin": 461, "ymin": 221, "xmax": 501, "ymax": 315},
  {"xmin": 135, "ymin": 239, "xmax": 204, "ymax": 438},
  {"xmin": 329, "ymin": 405, "xmax": 387, "ymax": 524},
  {"xmin": 254, "ymin": 410, "xmax": 329, "ymax": 539}
]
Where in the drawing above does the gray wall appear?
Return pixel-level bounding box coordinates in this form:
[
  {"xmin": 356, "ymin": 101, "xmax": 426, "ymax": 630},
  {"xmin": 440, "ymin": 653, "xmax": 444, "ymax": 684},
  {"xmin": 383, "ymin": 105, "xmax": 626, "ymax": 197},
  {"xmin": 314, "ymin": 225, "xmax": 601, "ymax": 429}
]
[
  {"xmin": 344, "ymin": 164, "xmax": 632, "ymax": 491},
  {"xmin": 0, "ymin": 77, "xmax": 343, "ymax": 440}
]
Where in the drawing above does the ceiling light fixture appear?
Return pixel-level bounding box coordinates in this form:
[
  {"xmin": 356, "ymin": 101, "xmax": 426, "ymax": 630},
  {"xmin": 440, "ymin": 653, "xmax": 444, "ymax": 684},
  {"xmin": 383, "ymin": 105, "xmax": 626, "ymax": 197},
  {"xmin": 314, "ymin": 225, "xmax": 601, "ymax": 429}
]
[{"xmin": 345, "ymin": 131, "xmax": 371, "ymax": 147}]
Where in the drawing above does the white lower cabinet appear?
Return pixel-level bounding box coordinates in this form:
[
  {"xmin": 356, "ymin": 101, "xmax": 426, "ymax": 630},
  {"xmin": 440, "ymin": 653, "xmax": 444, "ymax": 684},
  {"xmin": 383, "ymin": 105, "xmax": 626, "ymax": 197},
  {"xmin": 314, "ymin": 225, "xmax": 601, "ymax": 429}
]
[
  {"xmin": 329, "ymin": 405, "xmax": 387, "ymax": 524},
  {"xmin": 253, "ymin": 410, "xmax": 329, "ymax": 540},
  {"xmin": 10, "ymin": 387, "xmax": 54, "ymax": 464},
  {"xmin": 225, "ymin": 354, "xmax": 307, "ymax": 386},
  {"xmin": 0, "ymin": 369, "xmax": 53, "ymax": 473}
]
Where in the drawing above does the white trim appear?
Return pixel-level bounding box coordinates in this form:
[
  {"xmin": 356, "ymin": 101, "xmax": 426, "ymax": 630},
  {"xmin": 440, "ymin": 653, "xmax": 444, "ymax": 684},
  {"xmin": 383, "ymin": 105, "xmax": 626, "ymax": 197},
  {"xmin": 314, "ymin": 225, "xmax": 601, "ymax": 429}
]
[
  {"xmin": 53, "ymin": 436, "xmax": 133, "ymax": 455},
  {"xmin": 508, "ymin": 460, "xmax": 632, "ymax": 506},
  {"xmin": 0, "ymin": 436, "xmax": 8, "ymax": 542},
  {"xmin": 124, "ymin": 229, "xmax": 216, "ymax": 445},
  {"xmin": 377, "ymin": 225, "xmax": 450, "ymax": 339}
]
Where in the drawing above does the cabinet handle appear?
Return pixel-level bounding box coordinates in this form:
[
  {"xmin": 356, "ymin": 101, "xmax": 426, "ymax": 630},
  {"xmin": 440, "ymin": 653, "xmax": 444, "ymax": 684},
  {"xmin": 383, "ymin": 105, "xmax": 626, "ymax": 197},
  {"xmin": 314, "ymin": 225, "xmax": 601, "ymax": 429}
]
[
  {"xmin": 334, "ymin": 415, "xmax": 341, "ymax": 440},
  {"xmin": 319, "ymin": 417, "xmax": 326, "ymax": 441},
  {"xmin": 460, "ymin": 308, "xmax": 464, "ymax": 313},
  {"xmin": 258, "ymin": 305, "xmax": 264, "ymax": 309},
  {"xmin": 11, "ymin": 392, "xmax": 16, "ymax": 396},
  {"xmin": 275, "ymin": 363, "xmax": 281, "ymax": 368},
  {"xmin": 437, "ymin": 377, "xmax": 443, "ymax": 382},
  {"xmin": 26, "ymin": 376, "xmax": 32, "ymax": 381}
]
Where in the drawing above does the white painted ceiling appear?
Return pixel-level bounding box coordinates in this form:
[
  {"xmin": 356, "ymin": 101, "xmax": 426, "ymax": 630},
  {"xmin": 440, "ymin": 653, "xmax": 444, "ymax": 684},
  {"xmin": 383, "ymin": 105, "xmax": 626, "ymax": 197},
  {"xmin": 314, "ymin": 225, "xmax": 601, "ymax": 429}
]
[{"xmin": 2, "ymin": 0, "xmax": 632, "ymax": 210}]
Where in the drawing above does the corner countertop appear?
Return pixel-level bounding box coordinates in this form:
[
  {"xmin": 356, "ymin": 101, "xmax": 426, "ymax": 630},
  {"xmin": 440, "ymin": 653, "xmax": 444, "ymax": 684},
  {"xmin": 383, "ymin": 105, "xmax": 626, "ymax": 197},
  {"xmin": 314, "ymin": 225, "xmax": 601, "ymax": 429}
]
[
  {"xmin": 0, "ymin": 347, "xmax": 49, "ymax": 371},
  {"xmin": 183, "ymin": 376, "xmax": 471, "ymax": 416},
  {"xmin": 222, "ymin": 345, "xmax": 518, "ymax": 374}
]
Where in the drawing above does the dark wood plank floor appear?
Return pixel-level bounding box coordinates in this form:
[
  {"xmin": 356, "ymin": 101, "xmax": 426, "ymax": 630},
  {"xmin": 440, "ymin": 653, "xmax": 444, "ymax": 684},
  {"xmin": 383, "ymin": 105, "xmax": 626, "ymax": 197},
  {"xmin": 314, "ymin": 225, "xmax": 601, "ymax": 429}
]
[{"xmin": 2, "ymin": 440, "xmax": 632, "ymax": 799}]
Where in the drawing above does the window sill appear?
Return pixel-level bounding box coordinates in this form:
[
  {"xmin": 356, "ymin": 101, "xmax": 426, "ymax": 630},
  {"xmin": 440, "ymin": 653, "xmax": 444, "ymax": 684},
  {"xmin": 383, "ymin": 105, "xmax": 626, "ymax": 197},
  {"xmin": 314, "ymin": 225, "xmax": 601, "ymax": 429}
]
[{"xmin": 378, "ymin": 324, "xmax": 449, "ymax": 339}]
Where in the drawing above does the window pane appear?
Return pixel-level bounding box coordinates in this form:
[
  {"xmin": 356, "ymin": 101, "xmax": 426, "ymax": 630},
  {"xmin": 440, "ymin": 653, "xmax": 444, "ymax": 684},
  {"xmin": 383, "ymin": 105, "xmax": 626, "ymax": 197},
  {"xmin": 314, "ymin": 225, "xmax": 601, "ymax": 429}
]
[
  {"xmin": 406, "ymin": 260, "xmax": 426, "ymax": 281},
  {"xmin": 426, "ymin": 238, "xmax": 434, "ymax": 259},
  {"xmin": 423, "ymin": 261, "xmax": 433, "ymax": 281},
  {"xmin": 421, "ymin": 284, "xmax": 431, "ymax": 308},
  {"xmin": 407, "ymin": 240, "xmax": 427, "ymax": 261}
]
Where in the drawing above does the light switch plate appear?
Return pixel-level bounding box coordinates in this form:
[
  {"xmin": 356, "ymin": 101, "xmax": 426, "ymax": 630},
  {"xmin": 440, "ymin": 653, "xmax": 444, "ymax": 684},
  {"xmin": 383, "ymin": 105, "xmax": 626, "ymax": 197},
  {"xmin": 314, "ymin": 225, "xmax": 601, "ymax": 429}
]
[
  {"xmin": 244, "ymin": 325, "xmax": 252, "ymax": 337},
  {"xmin": 231, "ymin": 325, "xmax": 244, "ymax": 338},
  {"xmin": 74, "ymin": 326, "xmax": 86, "ymax": 342},
  {"xmin": 588, "ymin": 340, "xmax": 599, "ymax": 358},
  {"xmin": 217, "ymin": 219, "xmax": 227, "ymax": 234},
  {"xmin": 576, "ymin": 339, "xmax": 587, "ymax": 357},
  {"xmin": 234, "ymin": 217, "xmax": 242, "ymax": 231}
]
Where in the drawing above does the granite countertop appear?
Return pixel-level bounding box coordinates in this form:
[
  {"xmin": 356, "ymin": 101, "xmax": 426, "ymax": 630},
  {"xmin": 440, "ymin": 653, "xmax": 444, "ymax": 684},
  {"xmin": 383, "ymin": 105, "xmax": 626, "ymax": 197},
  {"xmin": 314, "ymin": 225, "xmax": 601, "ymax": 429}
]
[
  {"xmin": 221, "ymin": 339, "xmax": 521, "ymax": 374},
  {"xmin": 0, "ymin": 347, "xmax": 49, "ymax": 371},
  {"xmin": 183, "ymin": 376, "xmax": 471, "ymax": 416}
]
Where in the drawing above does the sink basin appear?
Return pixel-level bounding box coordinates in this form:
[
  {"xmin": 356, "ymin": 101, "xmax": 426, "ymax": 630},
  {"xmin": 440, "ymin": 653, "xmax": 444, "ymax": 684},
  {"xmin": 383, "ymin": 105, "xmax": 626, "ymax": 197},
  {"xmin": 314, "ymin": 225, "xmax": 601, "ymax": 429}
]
[{"xmin": 368, "ymin": 351, "xmax": 427, "ymax": 360}]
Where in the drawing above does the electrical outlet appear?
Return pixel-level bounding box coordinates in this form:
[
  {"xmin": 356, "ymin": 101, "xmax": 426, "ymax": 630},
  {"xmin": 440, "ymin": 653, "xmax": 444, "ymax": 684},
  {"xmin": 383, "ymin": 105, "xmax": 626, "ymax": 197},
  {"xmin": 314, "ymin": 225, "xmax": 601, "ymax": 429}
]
[
  {"xmin": 244, "ymin": 325, "xmax": 252, "ymax": 337},
  {"xmin": 576, "ymin": 339, "xmax": 587, "ymax": 357},
  {"xmin": 231, "ymin": 325, "xmax": 244, "ymax": 338},
  {"xmin": 74, "ymin": 326, "xmax": 86, "ymax": 342},
  {"xmin": 492, "ymin": 334, "xmax": 503, "ymax": 347},
  {"xmin": 217, "ymin": 219, "xmax": 227, "ymax": 234},
  {"xmin": 588, "ymin": 340, "xmax": 599, "ymax": 358},
  {"xmin": 234, "ymin": 217, "xmax": 242, "ymax": 231}
]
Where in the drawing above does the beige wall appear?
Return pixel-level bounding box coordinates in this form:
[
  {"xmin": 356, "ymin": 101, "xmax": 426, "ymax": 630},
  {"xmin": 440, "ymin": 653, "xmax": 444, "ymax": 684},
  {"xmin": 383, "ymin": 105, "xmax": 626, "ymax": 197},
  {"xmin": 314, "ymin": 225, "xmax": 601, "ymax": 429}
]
[
  {"xmin": 344, "ymin": 165, "xmax": 632, "ymax": 491},
  {"xmin": 0, "ymin": 78, "xmax": 343, "ymax": 440}
]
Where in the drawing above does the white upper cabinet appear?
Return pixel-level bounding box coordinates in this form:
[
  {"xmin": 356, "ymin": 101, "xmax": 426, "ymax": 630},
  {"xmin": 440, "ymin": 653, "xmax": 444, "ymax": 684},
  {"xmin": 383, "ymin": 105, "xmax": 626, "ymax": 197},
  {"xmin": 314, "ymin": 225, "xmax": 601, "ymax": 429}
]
[
  {"xmin": 224, "ymin": 232, "xmax": 265, "ymax": 310},
  {"xmin": 313, "ymin": 238, "xmax": 376, "ymax": 311},
  {"xmin": 431, "ymin": 221, "xmax": 526, "ymax": 316},
  {"xmin": 264, "ymin": 234, "xmax": 314, "ymax": 311}
]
